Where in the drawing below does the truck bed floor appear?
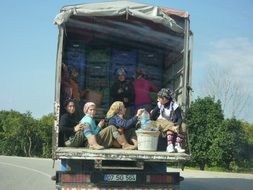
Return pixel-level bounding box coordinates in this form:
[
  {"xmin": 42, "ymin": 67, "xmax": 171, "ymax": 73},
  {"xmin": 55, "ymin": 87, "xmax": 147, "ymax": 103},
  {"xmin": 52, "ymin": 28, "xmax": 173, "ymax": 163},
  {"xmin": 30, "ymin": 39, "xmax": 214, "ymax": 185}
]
[{"xmin": 54, "ymin": 147, "xmax": 190, "ymax": 162}]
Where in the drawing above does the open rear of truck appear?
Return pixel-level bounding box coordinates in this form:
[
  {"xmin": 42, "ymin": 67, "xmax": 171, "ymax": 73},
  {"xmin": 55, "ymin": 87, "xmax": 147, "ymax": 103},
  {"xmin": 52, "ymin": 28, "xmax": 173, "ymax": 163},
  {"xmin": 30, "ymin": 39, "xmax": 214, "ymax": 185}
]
[{"xmin": 52, "ymin": 1, "xmax": 193, "ymax": 189}]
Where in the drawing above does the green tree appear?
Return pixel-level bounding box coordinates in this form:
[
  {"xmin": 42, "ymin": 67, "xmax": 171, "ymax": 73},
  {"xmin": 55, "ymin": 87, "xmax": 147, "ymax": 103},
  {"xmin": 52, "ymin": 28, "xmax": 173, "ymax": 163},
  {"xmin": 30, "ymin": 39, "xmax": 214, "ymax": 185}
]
[
  {"xmin": 0, "ymin": 110, "xmax": 23, "ymax": 155},
  {"xmin": 37, "ymin": 113, "xmax": 53, "ymax": 158},
  {"xmin": 241, "ymin": 121, "xmax": 253, "ymax": 169},
  {"xmin": 0, "ymin": 110, "xmax": 39, "ymax": 156},
  {"xmin": 215, "ymin": 118, "xmax": 247, "ymax": 170},
  {"xmin": 0, "ymin": 110, "xmax": 53, "ymax": 158},
  {"xmin": 186, "ymin": 97, "xmax": 224, "ymax": 170}
]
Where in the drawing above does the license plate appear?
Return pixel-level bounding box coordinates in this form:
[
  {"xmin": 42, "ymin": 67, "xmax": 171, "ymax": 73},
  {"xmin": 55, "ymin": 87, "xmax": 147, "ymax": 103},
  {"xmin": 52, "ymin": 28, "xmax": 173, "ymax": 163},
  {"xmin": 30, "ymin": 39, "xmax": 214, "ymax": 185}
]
[{"xmin": 104, "ymin": 174, "xmax": 136, "ymax": 182}]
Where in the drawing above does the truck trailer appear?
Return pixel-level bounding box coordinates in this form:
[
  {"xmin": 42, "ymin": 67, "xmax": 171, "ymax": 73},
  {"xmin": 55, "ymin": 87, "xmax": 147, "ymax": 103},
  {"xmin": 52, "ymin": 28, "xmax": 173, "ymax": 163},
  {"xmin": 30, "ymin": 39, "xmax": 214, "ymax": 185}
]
[{"xmin": 52, "ymin": 1, "xmax": 193, "ymax": 189}]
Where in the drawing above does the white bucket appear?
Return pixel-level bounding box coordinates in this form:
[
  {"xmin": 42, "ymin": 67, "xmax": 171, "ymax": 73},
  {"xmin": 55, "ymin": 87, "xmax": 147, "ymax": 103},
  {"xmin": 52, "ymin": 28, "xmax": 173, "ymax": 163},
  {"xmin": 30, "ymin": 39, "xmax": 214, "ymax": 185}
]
[{"xmin": 136, "ymin": 130, "xmax": 160, "ymax": 151}]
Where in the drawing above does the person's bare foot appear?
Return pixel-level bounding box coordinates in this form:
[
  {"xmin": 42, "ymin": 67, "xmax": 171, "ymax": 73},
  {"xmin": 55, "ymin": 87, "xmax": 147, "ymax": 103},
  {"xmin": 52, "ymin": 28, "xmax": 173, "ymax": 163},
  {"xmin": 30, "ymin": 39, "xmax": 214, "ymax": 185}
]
[
  {"xmin": 89, "ymin": 144, "xmax": 104, "ymax": 150},
  {"xmin": 131, "ymin": 139, "xmax": 138, "ymax": 149},
  {"xmin": 122, "ymin": 143, "xmax": 137, "ymax": 150}
]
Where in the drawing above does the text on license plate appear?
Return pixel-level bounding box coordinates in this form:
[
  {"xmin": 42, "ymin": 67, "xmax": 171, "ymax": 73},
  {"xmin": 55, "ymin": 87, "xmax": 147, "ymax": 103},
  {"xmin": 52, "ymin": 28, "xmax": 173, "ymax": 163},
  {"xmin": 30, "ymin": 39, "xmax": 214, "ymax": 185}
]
[{"xmin": 104, "ymin": 174, "xmax": 136, "ymax": 182}]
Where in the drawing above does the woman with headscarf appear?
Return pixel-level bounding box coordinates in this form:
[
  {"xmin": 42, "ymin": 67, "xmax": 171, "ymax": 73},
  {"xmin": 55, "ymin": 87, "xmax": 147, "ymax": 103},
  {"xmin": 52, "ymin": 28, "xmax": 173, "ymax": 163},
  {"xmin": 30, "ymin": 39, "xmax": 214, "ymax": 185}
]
[
  {"xmin": 110, "ymin": 67, "xmax": 135, "ymax": 118},
  {"xmin": 80, "ymin": 102, "xmax": 136, "ymax": 150},
  {"xmin": 133, "ymin": 68, "xmax": 159, "ymax": 112},
  {"xmin": 106, "ymin": 101, "xmax": 144, "ymax": 149},
  {"xmin": 53, "ymin": 99, "xmax": 86, "ymax": 181},
  {"xmin": 80, "ymin": 102, "xmax": 105, "ymax": 150},
  {"xmin": 60, "ymin": 99, "xmax": 86, "ymax": 147},
  {"xmin": 150, "ymin": 88, "xmax": 185, "ymax": 153}
]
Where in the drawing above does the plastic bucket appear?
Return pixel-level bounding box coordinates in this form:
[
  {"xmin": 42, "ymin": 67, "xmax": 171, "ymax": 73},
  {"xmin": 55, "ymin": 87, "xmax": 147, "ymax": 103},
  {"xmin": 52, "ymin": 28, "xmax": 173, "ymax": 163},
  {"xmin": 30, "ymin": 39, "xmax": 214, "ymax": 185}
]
[{"xmin": 136, "ymin": 130, "xmax": 160, "ymax": 151}]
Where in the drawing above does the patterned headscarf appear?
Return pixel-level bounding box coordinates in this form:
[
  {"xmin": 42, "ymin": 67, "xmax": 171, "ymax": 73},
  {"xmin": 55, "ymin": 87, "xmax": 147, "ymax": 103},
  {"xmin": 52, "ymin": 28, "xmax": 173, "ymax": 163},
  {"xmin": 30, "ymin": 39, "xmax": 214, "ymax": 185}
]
[
  {"xmin": 157, "ymin": 88, "xmax": 173, "ymax": 100},
  {"xmin": 106, "ymin": 101, "xmax": 124, "ymax": 119},
  {"xmin": 116, "ymin": 67, "xmax": 127, "ymax": 76},
  {"xmin": 83, "ymin": 102, "xmax": 96, "ymax": 114}
]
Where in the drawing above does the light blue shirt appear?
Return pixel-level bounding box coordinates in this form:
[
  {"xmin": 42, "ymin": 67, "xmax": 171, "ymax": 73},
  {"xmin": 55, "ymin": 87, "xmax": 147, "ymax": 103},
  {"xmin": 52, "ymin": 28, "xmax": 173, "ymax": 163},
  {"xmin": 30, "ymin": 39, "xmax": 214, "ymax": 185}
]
[{"xmin": 80, "ymin": 115, "xmax": 100, "ymax": 137}]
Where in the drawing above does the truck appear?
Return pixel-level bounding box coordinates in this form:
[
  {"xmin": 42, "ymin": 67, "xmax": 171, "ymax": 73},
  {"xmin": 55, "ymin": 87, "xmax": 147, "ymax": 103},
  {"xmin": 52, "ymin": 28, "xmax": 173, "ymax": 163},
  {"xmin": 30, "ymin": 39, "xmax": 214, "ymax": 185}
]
[{"xmin": 52, "ymin": 1, "xmax": 193, "ymax": 189}]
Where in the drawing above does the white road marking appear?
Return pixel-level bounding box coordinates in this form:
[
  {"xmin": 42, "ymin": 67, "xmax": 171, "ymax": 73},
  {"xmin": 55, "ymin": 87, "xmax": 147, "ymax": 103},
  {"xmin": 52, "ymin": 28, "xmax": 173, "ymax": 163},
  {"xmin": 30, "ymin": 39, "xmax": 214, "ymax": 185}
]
[{"xmin": 0, "ymin": 161, "xmax": 51, "ymax": 178}]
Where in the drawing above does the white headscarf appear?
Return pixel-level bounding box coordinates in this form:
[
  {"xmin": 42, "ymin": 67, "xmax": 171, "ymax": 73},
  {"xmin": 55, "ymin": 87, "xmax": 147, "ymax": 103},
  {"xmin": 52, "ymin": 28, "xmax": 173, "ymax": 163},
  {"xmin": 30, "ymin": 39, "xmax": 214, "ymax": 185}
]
[{"xmin": 83, "ymin": 102, "xmax": 96, "ymax": 114}]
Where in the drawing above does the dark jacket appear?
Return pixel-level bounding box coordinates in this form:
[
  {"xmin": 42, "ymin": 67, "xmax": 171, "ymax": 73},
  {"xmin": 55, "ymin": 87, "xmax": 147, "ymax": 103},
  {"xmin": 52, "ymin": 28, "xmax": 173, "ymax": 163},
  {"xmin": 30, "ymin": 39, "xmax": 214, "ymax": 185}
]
[
  {"xmin": 150, "ymin": 101, "xmax": 183, "ymax": 126},
  {"xmin": 110, "ymin": 80, "xmax": 135, "ymax": 107},
  {"xmin": 59, "ymin": 113, "xmax": 80, "ymax": 141}
]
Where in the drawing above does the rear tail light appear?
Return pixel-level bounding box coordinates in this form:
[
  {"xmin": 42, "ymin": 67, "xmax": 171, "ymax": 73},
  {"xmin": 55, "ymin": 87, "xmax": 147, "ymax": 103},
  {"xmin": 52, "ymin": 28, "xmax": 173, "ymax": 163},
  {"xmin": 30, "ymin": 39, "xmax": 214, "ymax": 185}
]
[
  {"xmin": 146, "ymin": 175, "xmax": 175, "ymax": 184},
  {"xmin": 61, "ymin": 174, "xmax": 91, "ymax": 183}
]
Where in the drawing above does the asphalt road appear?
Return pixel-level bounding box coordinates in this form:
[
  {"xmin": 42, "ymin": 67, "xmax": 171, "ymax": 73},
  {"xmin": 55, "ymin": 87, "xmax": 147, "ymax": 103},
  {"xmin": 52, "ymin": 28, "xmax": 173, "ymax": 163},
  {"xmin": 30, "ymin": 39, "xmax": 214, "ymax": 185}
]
[
  {"xmin": 0, "ymin": 155, "xmax": 252, "ymax": 190},
  {"xmin": 169, "ymin": 168, "xmax": 253, "ymax": 190},
  {"xmin": 0, "ymin": 156, "xmax": 57, "ymax": 190}
]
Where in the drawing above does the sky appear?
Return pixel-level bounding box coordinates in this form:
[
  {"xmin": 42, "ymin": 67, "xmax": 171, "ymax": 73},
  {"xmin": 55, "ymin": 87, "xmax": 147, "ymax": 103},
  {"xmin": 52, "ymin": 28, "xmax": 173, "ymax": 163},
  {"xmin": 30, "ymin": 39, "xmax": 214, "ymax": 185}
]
[{"xmin": 0, "ymin": 0, "xmax": 252, "ymax": 122}]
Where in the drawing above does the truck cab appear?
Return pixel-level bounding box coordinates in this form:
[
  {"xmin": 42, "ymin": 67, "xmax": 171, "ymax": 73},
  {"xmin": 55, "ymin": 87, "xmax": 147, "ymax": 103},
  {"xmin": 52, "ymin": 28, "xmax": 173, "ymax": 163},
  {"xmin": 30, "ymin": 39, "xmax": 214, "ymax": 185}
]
[{"xmin": 52, "ymin": 1, "xmax": 192, "ymax": 189}]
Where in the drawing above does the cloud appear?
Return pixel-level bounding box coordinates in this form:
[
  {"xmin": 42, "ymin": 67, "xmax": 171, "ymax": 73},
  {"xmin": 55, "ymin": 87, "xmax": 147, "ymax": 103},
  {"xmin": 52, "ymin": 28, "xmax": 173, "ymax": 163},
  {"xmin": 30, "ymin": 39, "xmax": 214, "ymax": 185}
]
[
  {"xmin": 207, "ymin": 37, "xmax": 253, "ymax": 93},
  {"xmin": 201, "ymin": 37, "xmax": 253, "ymax": 122}
]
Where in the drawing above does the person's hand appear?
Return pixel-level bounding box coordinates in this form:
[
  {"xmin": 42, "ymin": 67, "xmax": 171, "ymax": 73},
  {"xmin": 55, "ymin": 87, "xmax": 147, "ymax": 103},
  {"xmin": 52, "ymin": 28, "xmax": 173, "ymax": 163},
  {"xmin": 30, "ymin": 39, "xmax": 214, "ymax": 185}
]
[
  {"xmin": 136, "ymin": 109, "xmax": 144, "ymax": 117},
  {"xmin": 173, "ymin": 125, "xmax": 179, "ymax": 133},
  {"xmin": 98, "ymin": 119, "xmax": 105, "ymax": 128},
  {"xmin": 74, "ymin": 124, "xmax": 82, "ymax": 132}
]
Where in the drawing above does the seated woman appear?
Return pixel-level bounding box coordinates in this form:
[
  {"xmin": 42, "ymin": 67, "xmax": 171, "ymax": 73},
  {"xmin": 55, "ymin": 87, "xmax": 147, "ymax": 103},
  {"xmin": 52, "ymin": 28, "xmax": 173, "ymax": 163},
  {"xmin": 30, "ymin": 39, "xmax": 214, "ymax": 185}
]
[
  {"xmin": 105, "ymin": 101, "xmax": 144, "ymax": 149},
  {"xmin": 80, "ymin": 102, "xmax": 136, "ymax": 150},
  {"xmin": 60, "ymin": 99, "xmax": 86, "ymax": 147},
  {"xmin": 55, "ymin": 99, "xmax": 86, "ymax": 179},
  {"xmin": 150, "ymin": 88, "xmax": 185, "ymax": 153},
  {"xmin": 80, "ymin": 102, "xmax": 105, "ymax": 150}
]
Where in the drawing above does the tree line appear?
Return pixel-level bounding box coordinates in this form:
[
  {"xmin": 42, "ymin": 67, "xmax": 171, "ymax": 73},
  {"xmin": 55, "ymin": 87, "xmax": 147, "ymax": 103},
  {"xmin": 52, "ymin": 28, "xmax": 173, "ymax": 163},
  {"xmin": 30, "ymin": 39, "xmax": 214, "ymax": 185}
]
[
  {"xmin": 0, "ymin": 97, "xmax": 252, "ymax": 172},
  {"xmin": 186, "ymin": 96, "xmax": 253, "ymax": 172},
  {"xmin": 0, "ymin": 111, "xmax": 52, "ymax": 158}
]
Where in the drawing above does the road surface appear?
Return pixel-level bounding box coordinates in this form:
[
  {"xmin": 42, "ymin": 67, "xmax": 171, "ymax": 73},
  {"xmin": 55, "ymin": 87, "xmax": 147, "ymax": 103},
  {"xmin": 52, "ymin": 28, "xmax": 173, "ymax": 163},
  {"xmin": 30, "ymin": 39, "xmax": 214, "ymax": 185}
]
[
  {"xmin": 0, "ymin": 156, "xmax": 252, "ymax": 190},
  {"xmin": 0, "ymin": 156, "xmax": 57, "ymax": 189},
  {"xmin": 169, "ymin": 168, "xmax": 253, "ymax": 190}
]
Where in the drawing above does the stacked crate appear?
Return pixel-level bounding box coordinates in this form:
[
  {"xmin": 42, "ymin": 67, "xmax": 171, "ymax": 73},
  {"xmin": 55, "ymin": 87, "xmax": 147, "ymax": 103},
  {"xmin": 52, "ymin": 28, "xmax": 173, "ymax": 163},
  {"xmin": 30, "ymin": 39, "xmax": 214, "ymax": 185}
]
[
  {"xmin": 137, "ymin": 50, "xmax": 163, "ymax": 88},
  {"xmin": 111, "ymin": 49, "xmax": 137, "ymax": 81},
  {"xmin": 86, "ymin": 48, "xmax": 111, "ymax": 119},
  {"xmin": 64, "ymin": 42, "xmax": 86, "ymax": 90}
]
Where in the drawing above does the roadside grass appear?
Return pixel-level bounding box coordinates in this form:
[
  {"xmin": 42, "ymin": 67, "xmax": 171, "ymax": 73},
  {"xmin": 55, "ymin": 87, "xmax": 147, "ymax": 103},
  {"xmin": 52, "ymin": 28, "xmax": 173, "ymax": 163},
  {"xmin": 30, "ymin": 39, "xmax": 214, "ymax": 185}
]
[{"xmin": 168, "ymin": 163, "xmax": 253, "ymax": 174}]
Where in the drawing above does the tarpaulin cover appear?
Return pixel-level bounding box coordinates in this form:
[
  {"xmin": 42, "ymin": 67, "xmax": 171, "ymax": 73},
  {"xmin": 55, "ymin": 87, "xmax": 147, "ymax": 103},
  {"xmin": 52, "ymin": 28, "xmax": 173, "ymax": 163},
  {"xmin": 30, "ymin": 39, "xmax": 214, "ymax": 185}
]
[{"xmin": 54, "ymin": 0, "xmax": 189, "ymax": 33}]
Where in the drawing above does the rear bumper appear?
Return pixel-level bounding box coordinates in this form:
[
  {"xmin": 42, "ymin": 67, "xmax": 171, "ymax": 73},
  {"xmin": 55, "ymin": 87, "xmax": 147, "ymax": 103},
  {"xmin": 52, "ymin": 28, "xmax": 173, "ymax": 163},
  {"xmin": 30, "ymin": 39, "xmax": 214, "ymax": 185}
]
[
  {"xmin": 57, "ymin": 185, "xmax": 180, "ymax": 190},
  {"xmin": 55, "ymin": 171, "xmax": 181, "ymax": 190}
]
